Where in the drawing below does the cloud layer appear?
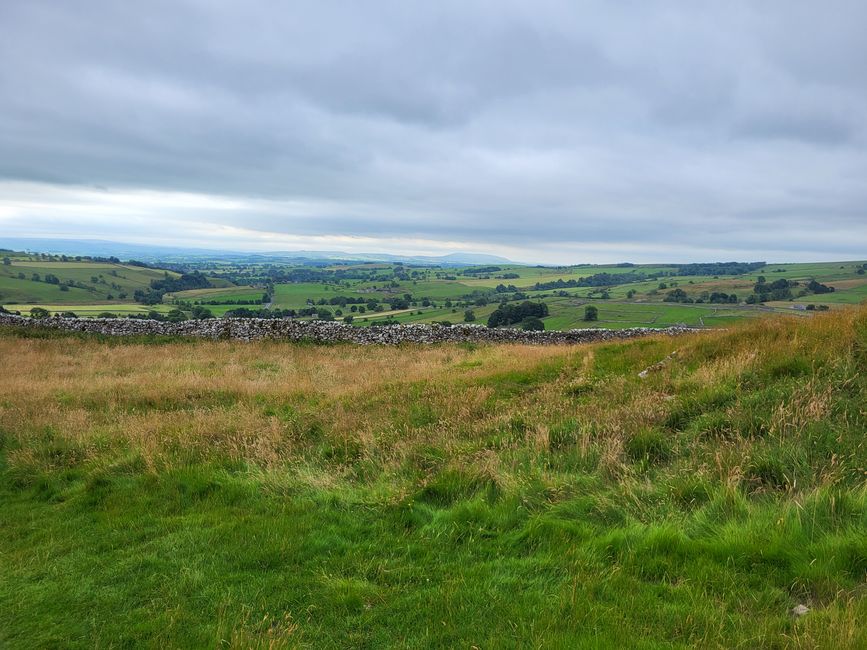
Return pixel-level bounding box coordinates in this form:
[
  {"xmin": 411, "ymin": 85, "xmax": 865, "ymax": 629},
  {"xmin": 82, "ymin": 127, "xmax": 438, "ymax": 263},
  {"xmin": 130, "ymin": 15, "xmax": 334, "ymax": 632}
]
[{"xmin": 1, "ymin": 1, "xmax": 866, "ymax": 262}]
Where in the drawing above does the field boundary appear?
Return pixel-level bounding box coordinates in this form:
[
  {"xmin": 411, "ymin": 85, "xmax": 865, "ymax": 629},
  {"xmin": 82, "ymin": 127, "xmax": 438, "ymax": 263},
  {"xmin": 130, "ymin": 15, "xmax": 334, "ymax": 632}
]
[{"xmin": 0, "ymin": 313, "xmax": 701, "ymax": 345}]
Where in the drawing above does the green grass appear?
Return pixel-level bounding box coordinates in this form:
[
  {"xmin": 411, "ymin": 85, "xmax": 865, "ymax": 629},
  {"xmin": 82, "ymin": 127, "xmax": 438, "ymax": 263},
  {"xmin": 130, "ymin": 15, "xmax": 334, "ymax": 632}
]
[
  {"xmin": 0, "ymin": 260, "xmax": 177, "ymax": 304},
  {"xmin": 0, "ymin": 275, "xmax": 102, "ymax": 303},
  {"xmin": 2, "ymin": 303, "xmax": 178, "ymax": 317},
  {"xmin": 271, "ymin": 282, "xmax": 350, "ymax": 308},
  {"xmin": 1, "ymin": 310, "xmax": 866, "ymax": 647},
  {"xmin": 166, "ymin": 286, "xmax": 263, "ymax": 301}
]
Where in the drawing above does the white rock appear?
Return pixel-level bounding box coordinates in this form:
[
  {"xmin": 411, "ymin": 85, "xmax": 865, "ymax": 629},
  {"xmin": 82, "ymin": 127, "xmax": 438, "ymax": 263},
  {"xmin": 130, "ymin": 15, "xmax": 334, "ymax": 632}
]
[{"xmin": 791, "ymin": 604, "xmax": 810, "ymax": 617}]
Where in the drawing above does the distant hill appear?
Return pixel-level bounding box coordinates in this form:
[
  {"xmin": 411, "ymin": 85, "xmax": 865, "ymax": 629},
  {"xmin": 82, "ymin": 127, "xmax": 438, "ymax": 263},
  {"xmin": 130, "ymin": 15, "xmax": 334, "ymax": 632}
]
[{"xmin": 0, "ymin": 238, "xmax": 517, "ymax": 266}]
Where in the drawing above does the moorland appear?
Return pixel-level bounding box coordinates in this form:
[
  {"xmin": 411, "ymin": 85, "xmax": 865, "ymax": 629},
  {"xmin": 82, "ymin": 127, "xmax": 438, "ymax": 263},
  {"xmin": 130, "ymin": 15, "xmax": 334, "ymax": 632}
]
[{"xmin": 1, "ymin": 307, "xmax": 866, "ymax": 647}]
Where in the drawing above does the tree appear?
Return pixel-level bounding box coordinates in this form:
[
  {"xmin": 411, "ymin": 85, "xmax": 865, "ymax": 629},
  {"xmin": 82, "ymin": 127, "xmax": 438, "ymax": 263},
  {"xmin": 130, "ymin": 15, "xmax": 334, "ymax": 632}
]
[
  {"xmin": 2, "ymin": 257, "xmax": 10, "ymax": 265},
  {"xmin": 583, "ymin": 305, "xmax": 598, "ymax": 322},
  {"xmin": 520, "ymin": 316, "xmax": 544, "ymax": 331},
  {"xmin": 664, "ymin": 288, "xmax": 689, "ymax": 303},
  {"xmin": 30, "ymin": 307, "xmax": 50, "ymax": 319},
  {"xmin": 487, "ymin": 301, "xmax": 549, "ymax": 327},
  {"xmin": 463, "ymin": 309, "xmax": 476, "ymax": 322},
  {"xmin": 806, "ymin": 279, "xmax": 834, "ymax": 294}
]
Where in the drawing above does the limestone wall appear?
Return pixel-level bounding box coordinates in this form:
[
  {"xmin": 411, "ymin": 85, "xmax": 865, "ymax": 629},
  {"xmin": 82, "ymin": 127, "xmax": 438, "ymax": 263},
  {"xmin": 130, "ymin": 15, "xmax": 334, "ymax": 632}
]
[{"xmin": 0, "ymin": 313, "xmax": 700, "ymax": 345}]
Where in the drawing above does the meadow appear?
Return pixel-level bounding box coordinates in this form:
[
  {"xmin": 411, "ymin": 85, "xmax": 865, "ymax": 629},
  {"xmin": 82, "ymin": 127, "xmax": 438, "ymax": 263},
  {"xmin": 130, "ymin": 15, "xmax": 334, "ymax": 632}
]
[{"xmin": 1, "ymin": 308, "xmax": 866, "ymax": 647}]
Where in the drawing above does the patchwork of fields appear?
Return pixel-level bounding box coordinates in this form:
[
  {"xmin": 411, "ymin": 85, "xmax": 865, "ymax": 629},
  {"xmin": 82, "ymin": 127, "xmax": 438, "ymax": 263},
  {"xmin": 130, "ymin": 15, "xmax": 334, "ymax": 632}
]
[{"xmin": 3, "ymin": 250, "xmax": 866, "ymax": 330}]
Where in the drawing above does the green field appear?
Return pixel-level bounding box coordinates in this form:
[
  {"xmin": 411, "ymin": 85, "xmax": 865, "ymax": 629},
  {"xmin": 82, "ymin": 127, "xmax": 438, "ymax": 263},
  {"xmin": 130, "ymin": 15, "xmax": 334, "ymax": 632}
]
[
  {"xmin": 166, "ymin": 286, "xmax": 264, "ymax": 302},
  {"xmin": 1, "ymin": 308, "xmax": 865, "ymax": 647},
  {"xmin": 271, "ymin": 282, "xmax": 349, "ymax": 308},
  {"xmin": 0, "ymin": 256, "xmax": 178, "ymax": 305},
  {"xmin": 4, "ymin": 303, "xmax": 177, "ymax": 317},
  {"xmin": 3, "ymin": 253, "xmax": 866, "ymax": 329}
]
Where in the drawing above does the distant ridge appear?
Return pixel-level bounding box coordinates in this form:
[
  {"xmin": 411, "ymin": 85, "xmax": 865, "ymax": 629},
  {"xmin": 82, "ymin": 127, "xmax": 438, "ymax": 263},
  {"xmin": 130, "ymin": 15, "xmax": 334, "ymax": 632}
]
[{"xmin": 0, "ymin": 238, "xmax": 517, "ymax": 266}]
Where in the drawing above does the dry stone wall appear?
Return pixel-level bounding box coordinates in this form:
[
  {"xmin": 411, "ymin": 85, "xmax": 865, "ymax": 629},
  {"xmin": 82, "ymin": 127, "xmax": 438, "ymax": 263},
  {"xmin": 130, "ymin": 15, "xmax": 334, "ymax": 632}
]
[{"xmin": 0, "ymin": 313, "xmax": 700, "ymax": 345}]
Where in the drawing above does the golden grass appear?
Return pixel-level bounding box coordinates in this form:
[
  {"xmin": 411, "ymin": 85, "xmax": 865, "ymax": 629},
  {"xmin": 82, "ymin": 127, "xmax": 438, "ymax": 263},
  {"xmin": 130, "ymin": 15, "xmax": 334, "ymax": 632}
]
[
  {"xmin": 1, "ymin": 308, "xmax": 862, "ymax": 492},
  {"xmin": 2, "ymin": 309, "xmax": 866, "ymax": 648}
]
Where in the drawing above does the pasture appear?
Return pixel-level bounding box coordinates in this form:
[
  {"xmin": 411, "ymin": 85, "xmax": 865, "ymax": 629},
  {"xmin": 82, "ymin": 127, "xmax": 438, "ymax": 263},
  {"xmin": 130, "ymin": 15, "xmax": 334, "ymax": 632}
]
[{"xmin": 1, "ymin": 309, "xmax": 865, "ymax": 647}]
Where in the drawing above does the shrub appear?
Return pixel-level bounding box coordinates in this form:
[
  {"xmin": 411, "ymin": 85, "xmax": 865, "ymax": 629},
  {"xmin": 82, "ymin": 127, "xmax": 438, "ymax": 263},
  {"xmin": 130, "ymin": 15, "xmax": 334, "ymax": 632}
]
[
  {"xmin": 520, "ymin": 316, "xmax": 544, "ymax": 331},
  {"xmin": 487, "ymin": 301, "xmax": 549, "ymax": 327},
  {"xmin": 583, "ymin": 305, "xmax": 598, "ymax": 322}
]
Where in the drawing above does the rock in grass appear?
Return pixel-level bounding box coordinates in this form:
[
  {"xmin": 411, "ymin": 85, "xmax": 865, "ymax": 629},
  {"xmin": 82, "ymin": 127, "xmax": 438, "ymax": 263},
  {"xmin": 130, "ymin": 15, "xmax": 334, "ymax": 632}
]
[{"xmin": 790, "ymin": 604, "xmax": 810, "ymax": 617}]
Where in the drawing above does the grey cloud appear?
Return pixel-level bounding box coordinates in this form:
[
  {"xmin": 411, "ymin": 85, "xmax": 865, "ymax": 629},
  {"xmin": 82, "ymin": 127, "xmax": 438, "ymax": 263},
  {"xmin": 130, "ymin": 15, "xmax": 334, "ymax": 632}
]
[{"xmin": 0, "ymin": 1, "xmax": 866, "ymax": 261}]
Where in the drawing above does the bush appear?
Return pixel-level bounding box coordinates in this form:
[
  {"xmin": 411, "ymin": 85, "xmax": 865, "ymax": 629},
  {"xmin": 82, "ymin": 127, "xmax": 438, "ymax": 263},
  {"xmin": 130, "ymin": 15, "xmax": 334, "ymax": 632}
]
[
  {"xmin": 487, "ymin": 301, "xmax": 548, "ymax": 327},
  {"xmin": 520, "ymin": 316, "xmax": 545, "ymax": 331},
  {"xmin": 463, "ymin": 310, "xmax": 476, "ymax": 322},
  {"xmin": 664, "ymin": 288, "xmax": 690, "ymax": 303},
  {"xmin": 190, "ymin": 306, "xmax": 213, "ymax": 320},
  {"xmin": 583, "ymin": 305, "xmax": 598, "ymax": 322},
  {"xmin": 30, "ymin": 307, "xmax": 50, "ymax": 319},
  {"xmin": 807, "ymin": 279, "xmax": 834, "ymax": 294}
]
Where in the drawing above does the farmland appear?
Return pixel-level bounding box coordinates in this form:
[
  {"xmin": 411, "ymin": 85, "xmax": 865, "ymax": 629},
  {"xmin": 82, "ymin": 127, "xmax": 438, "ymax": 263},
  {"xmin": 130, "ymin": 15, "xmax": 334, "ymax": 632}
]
[
  {"xmin": 1, "ymin": 308, "xmax": 865, "ymax": 647},
  {"xmin": 2, "ymin": 249, "xmax": 866, "ymax": 330}
]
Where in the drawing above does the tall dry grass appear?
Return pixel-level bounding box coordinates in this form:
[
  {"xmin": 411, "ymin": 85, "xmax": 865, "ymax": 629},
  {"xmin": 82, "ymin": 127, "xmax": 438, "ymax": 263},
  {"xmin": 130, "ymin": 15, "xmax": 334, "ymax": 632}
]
[{"xmin": 1, "ymin": 307, "xmax": 863, "ymax": 494}]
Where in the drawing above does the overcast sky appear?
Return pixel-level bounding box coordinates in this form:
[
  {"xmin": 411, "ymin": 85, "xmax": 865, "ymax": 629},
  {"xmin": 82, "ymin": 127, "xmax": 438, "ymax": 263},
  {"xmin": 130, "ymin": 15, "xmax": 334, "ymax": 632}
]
[{"xmin": 1, "ymin": 1, "xmax": 866, "ymax": 263}]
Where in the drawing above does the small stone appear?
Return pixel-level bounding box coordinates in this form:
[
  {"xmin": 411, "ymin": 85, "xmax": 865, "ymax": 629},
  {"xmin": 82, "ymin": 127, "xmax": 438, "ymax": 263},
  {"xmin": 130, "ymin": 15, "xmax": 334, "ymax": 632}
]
[{"xmin": 790, "ymin": 604, "xmax": 810, "ymax": 617}]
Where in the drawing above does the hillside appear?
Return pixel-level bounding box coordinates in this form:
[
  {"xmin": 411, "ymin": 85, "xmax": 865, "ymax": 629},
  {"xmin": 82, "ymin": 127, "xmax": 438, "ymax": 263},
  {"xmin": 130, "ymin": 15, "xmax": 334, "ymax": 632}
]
[
  {"xmin": 5, "ymin": 252, "xmax": 867, "ymax": 331},
  {"xmin": 0, "ymin": 253, "xmax": 180, "ymax": 305},
  {"xmin": 1, "ymin": 310, "xmax": 866, "ymax": 647}
]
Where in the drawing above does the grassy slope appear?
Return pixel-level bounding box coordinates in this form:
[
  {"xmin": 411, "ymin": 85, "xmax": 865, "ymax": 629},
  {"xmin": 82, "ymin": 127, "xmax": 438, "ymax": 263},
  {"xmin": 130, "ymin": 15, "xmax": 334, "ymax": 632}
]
[
  {"xmin": 165, "ymin": 286, "xmax": 263, "ymax": 301},
  {"xmin": 2, "ymin": 311, "xmax": 866, "ymax": 647},
  {"xmin": 2, "ymin": 303, "xmax": 177, "ymax": 317},
  {"xmin": 0, "ymin": 260, "xmax": 177, "ymax": 304}
]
